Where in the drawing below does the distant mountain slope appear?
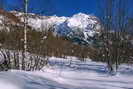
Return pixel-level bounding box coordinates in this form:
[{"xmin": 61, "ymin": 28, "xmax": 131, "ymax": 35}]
[{"xmin": 0, "ymin": 9, "xmax": 21, "ymax": 24}]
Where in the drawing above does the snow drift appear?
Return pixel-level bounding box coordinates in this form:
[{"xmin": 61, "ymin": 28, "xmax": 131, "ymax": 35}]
[{"xmin": 0, "ymin": 57, "xmax": 133, "ymax": 89}]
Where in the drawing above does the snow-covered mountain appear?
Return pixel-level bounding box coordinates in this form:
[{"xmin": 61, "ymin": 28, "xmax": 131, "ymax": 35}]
[
  {"xmin": 0, "ymin": 10, "xmax": 102, "ymax": 45},
  {"xmin": 54, "ymin": 13, "xmax": 101, "ymax": 45}
]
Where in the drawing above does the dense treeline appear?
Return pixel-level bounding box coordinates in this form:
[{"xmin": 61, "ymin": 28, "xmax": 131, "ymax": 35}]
[
  {"xmin": 0, "ymin": 26, "xmax": 133, "ymax": 60},
  {"xmin": 0, "ymin": 26, "xmax": 95, "ymax": 60},
  {"xmin": 0, "ymin": 26, "xmax": 98, "ymax": 71}
]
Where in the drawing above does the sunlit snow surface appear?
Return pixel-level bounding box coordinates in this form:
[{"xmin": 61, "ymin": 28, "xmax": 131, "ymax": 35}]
[{"xmin": 0, "ymin": 57, "xmax": 133, "ymax": 89}]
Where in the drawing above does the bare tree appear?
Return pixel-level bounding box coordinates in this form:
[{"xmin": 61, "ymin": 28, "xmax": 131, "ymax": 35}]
[{"xmin": 98, "ymin": 0, "xmax": 130, "ymax": 73}]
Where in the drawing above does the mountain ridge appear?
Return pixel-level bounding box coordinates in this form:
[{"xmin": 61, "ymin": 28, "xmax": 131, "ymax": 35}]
[{"xmin": 0, "ymin": 9, "xmax": 102, "ymax": 45}]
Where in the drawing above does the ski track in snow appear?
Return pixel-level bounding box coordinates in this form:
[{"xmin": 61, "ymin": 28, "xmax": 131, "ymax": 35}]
[{"xmin": 0, "ymin": 57, "xmax": 133, "ymax": 89}]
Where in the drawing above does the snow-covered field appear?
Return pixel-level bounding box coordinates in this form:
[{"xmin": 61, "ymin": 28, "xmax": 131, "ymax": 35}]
[{"xmin": 0, "ymin": 57, "xmax": 133, "ymax": 89}]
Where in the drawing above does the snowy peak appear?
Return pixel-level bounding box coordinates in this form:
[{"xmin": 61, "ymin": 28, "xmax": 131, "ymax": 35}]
[
  {"xmin": 68, "ymin": 13, "xmax": 99, "ymax": 28},
  {"xmin": 67, "ymin": 13, "xmax": 101, "ymax": 36},
  {"xmin": 54, "ymin": 13, "xmax": 101, "ymax": 45}
]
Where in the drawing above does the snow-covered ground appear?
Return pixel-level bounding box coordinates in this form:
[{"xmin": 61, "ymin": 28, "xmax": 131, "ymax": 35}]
[{"xmin": 0, "ymin": 57, "xmax": 133, "ymax": 89}]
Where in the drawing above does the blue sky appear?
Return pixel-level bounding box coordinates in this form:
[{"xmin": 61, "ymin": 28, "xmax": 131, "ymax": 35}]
[
  {"xmin": 2, "ymin": 0, "xmax": 100, "ymax": 16},
  {"xmin": 3, "ymin": 0, "xmax": 133, "ymax": 17},
  {"xmin": 53, "ymin": 0, "xmax": 98, "ymax": 16}
]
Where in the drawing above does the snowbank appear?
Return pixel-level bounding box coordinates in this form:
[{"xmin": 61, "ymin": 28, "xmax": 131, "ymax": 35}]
[{"xmin": 0, "ymin": 57, "xmax": 133, "ymax": 89}]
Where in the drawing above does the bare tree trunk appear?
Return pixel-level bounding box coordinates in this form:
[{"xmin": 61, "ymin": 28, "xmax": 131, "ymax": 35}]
[{"xmin": 98, "ymin": 0, "xmax": 129, "ymax": 73}]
